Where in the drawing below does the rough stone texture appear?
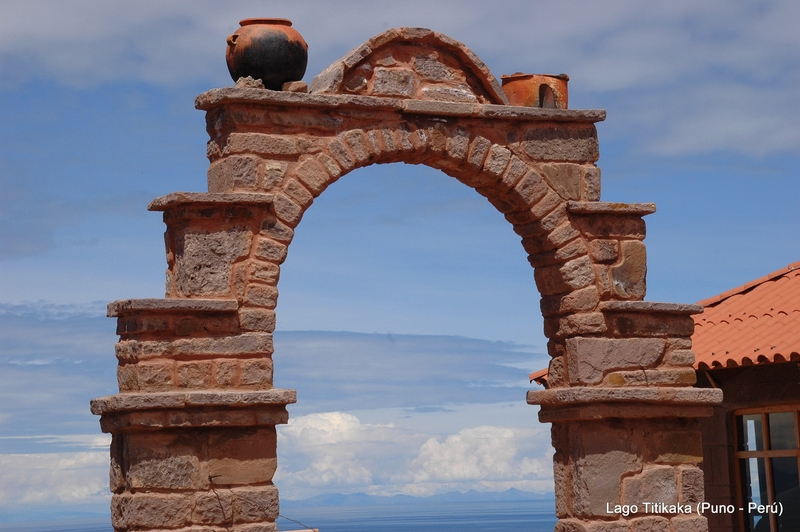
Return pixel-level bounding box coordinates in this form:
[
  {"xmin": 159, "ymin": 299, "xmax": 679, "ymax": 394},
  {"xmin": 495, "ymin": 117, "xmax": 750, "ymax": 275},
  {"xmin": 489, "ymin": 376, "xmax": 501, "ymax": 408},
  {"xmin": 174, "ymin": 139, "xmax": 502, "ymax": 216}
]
[
  {"xmin": 611, "ymin": 240, "xmax": 647, "ymax": 300},
  {"xmin": 565, "ymin": 337, "xmax": 665, "ymax": 385},
  {"xmin": 671, "ymin": 516, "xmax": 709, "ymax": 532},
  {"xmin": 630, "ymin": 516, "xmax": 671, "ymax": 532},
  {"xmin": 621, "ymin": 466, "xmax": 678, "ymax": 507},
  {"xmin": 175, "ymin": 228, "xmax": 250, "ymax": 296}
]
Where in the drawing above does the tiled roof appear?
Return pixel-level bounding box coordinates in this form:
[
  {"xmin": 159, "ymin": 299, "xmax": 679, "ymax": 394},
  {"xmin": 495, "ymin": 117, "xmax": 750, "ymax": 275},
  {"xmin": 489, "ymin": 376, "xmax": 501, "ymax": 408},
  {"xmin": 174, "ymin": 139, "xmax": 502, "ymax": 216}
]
[
  {"xmin": 529, "ymin": 261, "xmax": 800, "ymax": 383},
  {"xmin": 693, "ymin": 261, "xmax": 800, "ymax": 370}
]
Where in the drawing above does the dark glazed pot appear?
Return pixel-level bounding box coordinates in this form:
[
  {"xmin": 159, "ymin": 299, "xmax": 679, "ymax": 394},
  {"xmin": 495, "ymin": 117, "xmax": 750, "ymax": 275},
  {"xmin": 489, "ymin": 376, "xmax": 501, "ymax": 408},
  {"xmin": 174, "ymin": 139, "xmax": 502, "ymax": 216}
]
[{"xmin": 226, "ymin": 18, "xmax": 308, "ymax": 90}]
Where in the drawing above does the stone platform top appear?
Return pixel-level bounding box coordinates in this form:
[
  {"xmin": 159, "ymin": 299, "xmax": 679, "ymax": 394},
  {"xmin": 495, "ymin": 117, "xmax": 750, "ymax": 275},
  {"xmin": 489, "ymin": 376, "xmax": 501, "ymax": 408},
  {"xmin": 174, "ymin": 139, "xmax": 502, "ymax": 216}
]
[
  {"xmin": 91, "ymin": 388, "xmax": 296, "ymax": 415},
  {"xmin": 196, "ymin": 86, "xmax": 607, "ymax": 123},
  {"xmin": 527, "ymin": 385, "xmax": 722, "ymax": 406},
  {"xmin": 108, "ymin": 298, "xmax": 239, "ymax": 317}
]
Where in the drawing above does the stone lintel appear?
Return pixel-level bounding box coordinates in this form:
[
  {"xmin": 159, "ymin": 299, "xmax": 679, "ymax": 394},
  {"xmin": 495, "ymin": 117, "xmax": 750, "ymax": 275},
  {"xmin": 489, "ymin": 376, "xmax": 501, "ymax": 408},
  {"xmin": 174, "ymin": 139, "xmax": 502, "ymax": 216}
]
[
  {"xmin": 600, "ymin": 301, "xmax": 704, "ymax": 315},
  {"xmin": 108, "ymin": 298, "xmax": 239, "ymax": 317},
  {"xmin": 195, "ymin": 87, "xmax": 606, "ymax": 124},
  {"xmin": 527, "ymin": 386, "xmax": 722, "ymax": 408},
  {"xmin": 538, "ymin": 403, "xmax": 715, "ymax": 423},
  {"xmin": 98, "ymin": 404, "xmax": 290, "ymax": 432},
  {"xmin": 567, "ymin": 201, "xmax": 656, "ymax": 216},
  {"xmin": 91, "ymin": 389, "xmax": 296, "ymax": 415},
  {"xmin": 148, "ymin": 191, "xmax": 274, "ymax": 211}
]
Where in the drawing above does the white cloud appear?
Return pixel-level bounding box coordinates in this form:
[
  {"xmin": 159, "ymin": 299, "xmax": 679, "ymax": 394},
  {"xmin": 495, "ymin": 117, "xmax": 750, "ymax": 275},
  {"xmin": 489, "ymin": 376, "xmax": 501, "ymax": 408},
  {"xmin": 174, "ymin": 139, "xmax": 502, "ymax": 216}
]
[
  {"xmin": 276, "ymin": 412, "xmax": 553, "ymax": 499},
  {"xmin": 0, "ymin": 452, "xmax": 109, "ymax": 507}
]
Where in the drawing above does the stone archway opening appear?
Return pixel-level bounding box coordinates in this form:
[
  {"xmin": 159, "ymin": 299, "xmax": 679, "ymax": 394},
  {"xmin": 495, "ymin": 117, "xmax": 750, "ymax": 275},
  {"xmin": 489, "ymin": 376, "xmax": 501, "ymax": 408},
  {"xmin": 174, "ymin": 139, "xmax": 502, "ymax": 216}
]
[{"xmin": 92, "ymin": 26, "xmax": 721, "ymax": 532}]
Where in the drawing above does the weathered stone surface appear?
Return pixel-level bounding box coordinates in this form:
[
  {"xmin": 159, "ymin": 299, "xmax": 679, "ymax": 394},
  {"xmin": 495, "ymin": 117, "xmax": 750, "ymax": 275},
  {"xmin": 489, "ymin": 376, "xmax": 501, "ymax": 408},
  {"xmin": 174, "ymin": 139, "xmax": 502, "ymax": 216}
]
[
  {"xmin": 108, "ymin": 298, "xmax": 238, "ymax": 317},
  {"xmin": 604, "ymin": 368, "xmax": 696, "ymax": 387},
  {"xmin": 622, "ymin": 466, "xmax": 677, "ymax": 507},
  {"xmin": 240, "ymin": 358, "xmax": 273, "ymax": 388},
  {"xmin": 540, "ymin": 163, "xmax": 583, "ymax": 200},
  {"xmin": 663, "ymin": 349, "xmax": 695, "ymax": 366},
  {"xmin": 255, "ymin": 237, "xmax": 288, "ymax": 264},
  {"xmin": 112, "ymin": 493, "xmax": 192, "ymax": 529},
  {"xmin": 527, "ymin": 386, "xmax": 723, "ymax": 407},
  {"xmin": 245, "ymin": 285, "xmax": 278, "ymax": 309},
  {"xmin": 555, "ymin": 519, "xmax": 588, "ymax": 532},
  {"xmin": 544, "ymin": 312, "xmax": 607, "ymax": 339},
  {"xmin": 178, "ymin": 361, "xmax": 213, "ymax": 388},
  {"xmin": 630, "ymin": 516, "xmax": 671, "ymax": 532},
  {"xmin": 611, "ymin": 240, "xmax": 647, "ymax": 300},
  {"xmin": 678, "ymin": 465, "xmax": 705, "ymax": 504},
  {"xmin": 91, "ymin": 389, "xmax": 297, "ymax": 415},
  {"xmin": 373, "ymin": 67, "xmax": 416, "ymax": 97},
  {"xmin": 534, "ymin": 256, "xmax": 595, "ymax": 296},
  {"xmin": 175, "ymin": 228, "xmax": 251, "ymax": 296},
  {"xmin": 127, "ymin": 454, "xmax": 207, "ymax": 490},
  {"xmin": 588, "ymin": 239, "xmax": 619, "ymax": 264},
  {"xmin": 209, "ymin": 458, "xmax": 277, "ymax": 485},
  {"xmin": 283, "ymin": 178, "xmax": 313, "ymax": 208},
  {"xmin": 233, "ymin": 485, "xmax": 280, "ymax": 522},
  {"xmin": 521, "ymin": 124, "xmax": 599, "ymax": 163},
  {"xmin": 193, "ymin": 489, "xmax": 234, "ymax": 525},
  {"xmin": 541, "ymin": 286, "xmax": 600, "ymax": 317},
  {"xmin": 670, "ymin": 516, "xmax": 709, "ymax": 532},
  {"xmin": 568, "ymin": 337, "xmax": 663, "ymax": 386},
  {"xmin": 239, "ymin": 309, "xmax": 276, "ymax": 333},
  {"xmin": 208, "ymin": 155, "xmax": 262, "ymax": 192}
]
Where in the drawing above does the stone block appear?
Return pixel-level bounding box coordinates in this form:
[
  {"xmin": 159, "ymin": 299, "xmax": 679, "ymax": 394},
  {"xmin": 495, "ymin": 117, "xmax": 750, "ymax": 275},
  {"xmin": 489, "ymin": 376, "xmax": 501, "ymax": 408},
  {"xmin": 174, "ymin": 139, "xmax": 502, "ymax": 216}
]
[
  {"xmin": 499, "ymin": 155, "xmax": 529, "ymax": 191},
  {"xmin": 466, "ymin": 136, "xmax": 492, "ymax": 169},
  {"xmin": 209, "ymin": 458, "xmax": 278, "ymax": 485},
  {"xmin": 283, "ymin": 178, "xmax": 313, "ymax": 208},
  {"xmin": 446, "ymin": 129, "xmax": 469, "ymax": 160},
  {"xmin": 540, "ymin": 162, "xmax": 583, "ymax": 200},
  {"xmin": 573, "ymin": 214, "xmax": 647, "ymax": 240},
  {"xmin": 611, "ymin": 240, "xmax": 647, "ymax": 300},
  {"xmin": 245, "ymin": 285, "xmax": 278, "ymax": 309},
  {"xmin": 255, "ymin": 237, "xmax": 288, "ymax": 264},
  {"xmin": 678, "ymin": 465, "xmax": 705, "ymax": 504},
  {"xmin": 622, "ymin": 466, "xmax": 677, "ymax": 507},
  {"xmin": 317, "ymin": 152, "xmax": 342, "ymax": 179},
  {"xmin": 224, "ymin": 133, "xmax": 305, "ymax": 157},
  {"xmin": 234, "ymin": 523, "xmax": 278, "ymax": 532},
  {"xmin": 127, "ymin": 454, "xmax": 207, "ymax": 490},
  {"xmin": 249, "ymin": 261, "xmax": 280, "ymax": 285},
  {"xmin": 483, "ymin": 145, "xmax": 512, "ymax": 177},
  {"xmin": 372, "ymin": 67, "xmax": 415, "ymax": 97},
  {"xmin": 574, "ymin": 449, "xmax": 642, "ymax": 517},
  {"xmin": 588, "ymin": 239, "xmax": 619, "ymax": 263},
  {"xmin": 534, "ymin": 255, "xmax": 595, "ymax": 296},
  {"xmin": 604, "ymin": 312, "xmax": 696, "ymax": 338},
  {"xmin": 259, "ymin": 217, "xmax": 293, "ymax": 244},
  {"xmin": 193, "ymin": 489, "xmax": 234, "ymax": 525},
  {"xmin": 604, "ymin": 368, "xmax": 696, "ymax": 387},
  {"xmin": 327, "ymin": 138, "xmax": 355, "ymax": 171},
  {"xmin": 555, "ymin": 519, "xmax": 588, "ymax": 532},
  {"xmin": 239, "ymin": 308, "xmax": 276, "ymax": 333},
  {"xmin": 547, "ymin": 222, "xmax": 582, "ymax": 249},
  {"xmin": 208, "ymin": 155, "xmax": 261, "ymax": 192},
  {"xmin": 565, "ymin": 337, "xmax": 665, "ymax": 385},
  {"xmin": 232, "ymin": 485, "xmax": 280, "ymax": 522},
  {"xmin": 112, "ymin": 492, "xmax": 192, "ymax": 529},
  {"xmin": 541, "ymin": 286, "xmax": 600, "ymax": 317},
  {"xmin": 582, "ymin": 166, "xmax": 601, "ymax": 201},
  {"xmin": 175, "ymin": 228, "xmax": 251, "ymax": 296},
  {"xmin": 137, "ymin": 361, "xmax": 175, "ymax": 390},
  {"xmin": 178, "ymin": 361, "xmax": 213, "ymax": 388},
  {"xmin": 215, "ymin": 360, "xmax": 240, "ymax": 387},
  {"xmin": 272, "ymin": 193, "xmax": 303, "ymax": 226},
  {"xmin": 630, "ymin": 516, "xmax": 670, "ymax": 532},
  {"xmin": 117, "ymin": 364, "xmax": 139, "ymax": 392},
  {"xmin": 343, "ymin": 129, "xmax": 371, "ymax": 164},
  {"xmin": 544, "ymin": 312, "xmax": 607, "ymax": 339},
  {"xmin": 513, "ymin": 170, "xmax": 549, "ymax": 207},
  {"xmin": 586, "ymin": 521, "xmax": 629, "ymax": 532},
  {"xmin": 664, "ymin": 349, "xmax": 695, "ymax": 366},
  {"xmin": 240, "ymin": 358, "xmax": 273, "ymax": 388},
  {"xmin": 521, "ymin": 124, "xmax": 599, "ymax": 163},
  {"xmin": 670, "ymin": 516, "xmax": 708, "ymax": 532}
]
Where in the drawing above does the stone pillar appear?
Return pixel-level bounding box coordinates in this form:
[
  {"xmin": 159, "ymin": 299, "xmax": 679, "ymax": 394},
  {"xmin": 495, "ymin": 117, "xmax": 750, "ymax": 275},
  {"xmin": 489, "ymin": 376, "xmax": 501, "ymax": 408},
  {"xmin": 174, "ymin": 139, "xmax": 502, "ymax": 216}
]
[
  {"xmin": 530, "ymin": 301, "xmax": 723, "ymax": 532},
  {"xmin": 91, "ymin": 193, "xmax": 294, "ymax": 532}
]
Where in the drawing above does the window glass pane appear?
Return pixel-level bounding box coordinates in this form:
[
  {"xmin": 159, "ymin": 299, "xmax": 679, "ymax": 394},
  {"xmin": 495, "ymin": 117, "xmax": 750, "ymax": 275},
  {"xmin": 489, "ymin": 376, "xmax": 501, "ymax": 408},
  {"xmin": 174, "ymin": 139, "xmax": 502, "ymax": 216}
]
[
  {"xmin": 772, "ymin": 457, "xmax": 800, "ymax": 531},
  {"xmin": 768, "ymin": 412, "xmax": 797, "ymax": 450},
  {"xmin": 739, "ymin": 414, "xmax": 764, "ymax": 451},
  {"xmin": 740, "ymin": 457, "xmax": 768, "ymax": 532}
]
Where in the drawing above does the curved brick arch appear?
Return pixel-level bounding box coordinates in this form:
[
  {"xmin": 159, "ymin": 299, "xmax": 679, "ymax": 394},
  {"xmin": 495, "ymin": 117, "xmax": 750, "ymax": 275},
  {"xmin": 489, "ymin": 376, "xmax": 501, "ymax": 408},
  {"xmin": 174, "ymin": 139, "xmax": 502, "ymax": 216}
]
[{"xmin": 92, "ymin": 28, "xmax": 722, "ymax": 532}]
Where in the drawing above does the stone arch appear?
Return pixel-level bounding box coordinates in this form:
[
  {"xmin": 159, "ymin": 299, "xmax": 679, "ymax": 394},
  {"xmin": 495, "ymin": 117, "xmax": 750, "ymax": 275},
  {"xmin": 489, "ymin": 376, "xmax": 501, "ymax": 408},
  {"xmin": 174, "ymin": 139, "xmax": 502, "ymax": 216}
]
[{"xmin": 93, "ymin": 28, "xmax": 721, "ymax": 532}]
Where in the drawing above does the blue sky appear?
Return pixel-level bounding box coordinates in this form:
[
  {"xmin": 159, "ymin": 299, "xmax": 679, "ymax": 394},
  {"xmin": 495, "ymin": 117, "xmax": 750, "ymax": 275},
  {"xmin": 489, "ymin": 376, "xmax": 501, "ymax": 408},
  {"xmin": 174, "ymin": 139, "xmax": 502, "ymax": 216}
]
[{"xmin": 1, "ymin": 0, "xmax": 799, "ymax": 521}]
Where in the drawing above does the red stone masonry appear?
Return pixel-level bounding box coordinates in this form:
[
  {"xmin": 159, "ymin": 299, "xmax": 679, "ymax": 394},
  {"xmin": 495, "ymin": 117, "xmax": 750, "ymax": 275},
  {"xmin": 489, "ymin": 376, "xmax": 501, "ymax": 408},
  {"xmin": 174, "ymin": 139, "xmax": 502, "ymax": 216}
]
[{"xmin": 92, "ymin": 27, "xmax": 722, "ymax": 532}]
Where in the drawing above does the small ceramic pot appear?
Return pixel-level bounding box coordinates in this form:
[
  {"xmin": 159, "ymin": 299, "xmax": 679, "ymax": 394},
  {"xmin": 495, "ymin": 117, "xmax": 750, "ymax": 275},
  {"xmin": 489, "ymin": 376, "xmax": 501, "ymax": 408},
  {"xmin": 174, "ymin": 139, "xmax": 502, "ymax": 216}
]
[
  {"xmin": 501, "ymin": 73, "xmax": 569, "ymax": 109},
  {"xmin": 226, "ymin": 18, "xmax": 308, "ymax": 90}
]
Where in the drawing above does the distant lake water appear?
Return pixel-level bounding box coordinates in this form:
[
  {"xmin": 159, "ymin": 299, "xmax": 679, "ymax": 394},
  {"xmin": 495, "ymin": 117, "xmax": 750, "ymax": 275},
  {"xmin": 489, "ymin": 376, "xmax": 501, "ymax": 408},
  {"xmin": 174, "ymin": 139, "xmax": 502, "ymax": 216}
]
[
  {"xmin": 278, "ymin": 500, "xmax": 557, "ymax": 532},
  {"xmin": 0, "ymin": 500, "xmax": 557, "ymax": 532}
]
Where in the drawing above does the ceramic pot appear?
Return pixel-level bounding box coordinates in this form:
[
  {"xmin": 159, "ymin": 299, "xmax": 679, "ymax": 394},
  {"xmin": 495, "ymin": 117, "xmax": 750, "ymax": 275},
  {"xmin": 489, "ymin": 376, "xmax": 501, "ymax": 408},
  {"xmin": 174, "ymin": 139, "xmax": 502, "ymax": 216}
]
[
  {"xmin": 501, "ymin": 73, "xmax": 569, "ymax": 109},
  {"xmin": 226, "ymin": 18, "xmax": 308, "ymax": 90}
]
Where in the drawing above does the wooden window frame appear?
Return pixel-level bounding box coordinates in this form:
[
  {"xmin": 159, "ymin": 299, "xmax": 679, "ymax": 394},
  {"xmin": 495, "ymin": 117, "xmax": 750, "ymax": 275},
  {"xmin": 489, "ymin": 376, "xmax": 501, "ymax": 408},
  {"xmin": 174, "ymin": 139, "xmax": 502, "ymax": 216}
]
[{"xmin": 734, "ymin": 406, "xmax": 800, "ymax": 532}]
